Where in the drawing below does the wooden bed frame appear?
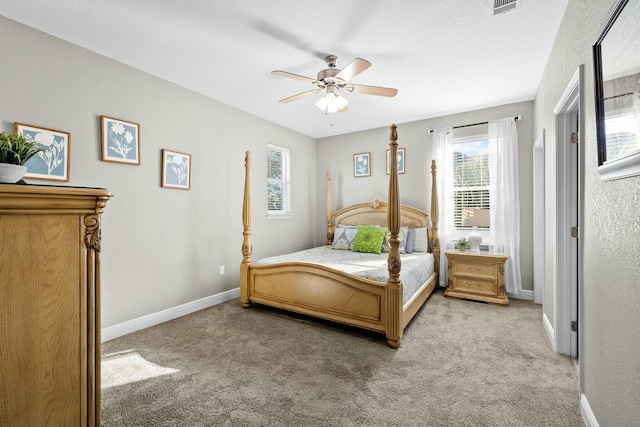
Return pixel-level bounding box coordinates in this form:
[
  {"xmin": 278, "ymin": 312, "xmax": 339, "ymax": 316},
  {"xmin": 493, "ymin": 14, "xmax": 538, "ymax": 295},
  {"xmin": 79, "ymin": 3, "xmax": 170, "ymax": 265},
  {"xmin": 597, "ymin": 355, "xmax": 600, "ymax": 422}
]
[{"xmin": 240, "ymin": 125, "xmax": 440, "ymax": 348}]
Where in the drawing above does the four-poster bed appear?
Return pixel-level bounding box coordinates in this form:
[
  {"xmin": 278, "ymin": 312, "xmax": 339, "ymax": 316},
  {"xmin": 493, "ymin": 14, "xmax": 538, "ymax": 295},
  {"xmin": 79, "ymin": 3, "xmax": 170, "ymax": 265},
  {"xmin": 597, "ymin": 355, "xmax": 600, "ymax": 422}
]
[{"xmin": 240, "ymin": 125, "xmax": 440, "ymax": 348}]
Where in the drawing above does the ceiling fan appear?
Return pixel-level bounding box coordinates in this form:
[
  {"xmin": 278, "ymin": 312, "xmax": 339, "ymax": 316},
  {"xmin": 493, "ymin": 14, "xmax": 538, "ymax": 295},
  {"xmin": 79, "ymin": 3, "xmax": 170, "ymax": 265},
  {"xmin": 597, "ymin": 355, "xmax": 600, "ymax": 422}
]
[{"xmin": 272, "ymin": 55, "xmax": 398, "ymax": 113}]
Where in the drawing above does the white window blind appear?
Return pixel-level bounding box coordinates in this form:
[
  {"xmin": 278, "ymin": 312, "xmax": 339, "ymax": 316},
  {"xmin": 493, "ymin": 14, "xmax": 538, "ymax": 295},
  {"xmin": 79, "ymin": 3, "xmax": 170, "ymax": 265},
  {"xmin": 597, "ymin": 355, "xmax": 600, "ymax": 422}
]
[
  {"xmin": 267, "ymin": 144, "xmax": 291, "ymax": 216},
  {"xmin": 452, "ymin": 138, "xmax": 490, "ymax": 228}
]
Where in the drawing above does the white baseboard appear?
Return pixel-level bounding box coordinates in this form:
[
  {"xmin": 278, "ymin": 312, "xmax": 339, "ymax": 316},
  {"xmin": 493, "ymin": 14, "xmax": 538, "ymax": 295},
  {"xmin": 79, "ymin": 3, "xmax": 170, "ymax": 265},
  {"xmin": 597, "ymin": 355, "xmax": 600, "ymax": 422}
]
[
  {"xmin": 507, "ymin": 289, "xmax": 534, "ymax": 301},
  {"xmin": 101, "ymin": 287, "xmax": 240, "ymax": 343},
  {"xmin": 543, "ymin": 312, "xmax": 556, "ymax": 351},
  {"xmin": 581, "ymin": 394, "xmax": 599, "ymax": 427}
]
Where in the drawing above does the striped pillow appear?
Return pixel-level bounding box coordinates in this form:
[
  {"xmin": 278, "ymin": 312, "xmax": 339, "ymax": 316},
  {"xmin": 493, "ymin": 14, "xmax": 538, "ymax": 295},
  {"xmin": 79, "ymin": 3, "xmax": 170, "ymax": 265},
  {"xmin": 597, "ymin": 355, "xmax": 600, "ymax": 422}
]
[{"xmin": 412, "ymin": 227, "xmax": 429, "ymax": 252}]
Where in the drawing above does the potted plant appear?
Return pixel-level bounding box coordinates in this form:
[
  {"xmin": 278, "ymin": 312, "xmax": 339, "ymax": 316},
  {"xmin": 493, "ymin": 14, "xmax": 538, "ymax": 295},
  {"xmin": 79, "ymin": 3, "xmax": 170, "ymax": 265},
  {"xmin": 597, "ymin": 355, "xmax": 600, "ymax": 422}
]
[
  {"xmin": 454, "ymin": 237, "xmax": 471, "ymax": 251},
  {"xmin": 0, "ymin": 132, "xmax": 43, "ymax": 183}
]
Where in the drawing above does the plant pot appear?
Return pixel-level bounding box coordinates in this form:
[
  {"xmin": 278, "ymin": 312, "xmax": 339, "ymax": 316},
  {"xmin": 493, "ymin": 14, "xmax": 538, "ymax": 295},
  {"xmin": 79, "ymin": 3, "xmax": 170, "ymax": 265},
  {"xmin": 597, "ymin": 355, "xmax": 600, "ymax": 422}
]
[
  {"xmin": 458, "ymin": 246, "xmax": 466, "ymax": 252},
  {"xmin": 0, "ymin": 163, "xmax": 27, "ymax": 184}
]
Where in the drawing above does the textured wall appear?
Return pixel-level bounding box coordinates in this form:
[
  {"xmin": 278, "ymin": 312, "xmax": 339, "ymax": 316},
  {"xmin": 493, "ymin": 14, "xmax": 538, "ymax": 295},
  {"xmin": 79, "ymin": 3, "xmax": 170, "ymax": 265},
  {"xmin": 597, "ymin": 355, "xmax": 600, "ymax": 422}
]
[
  {"xmin": 535, "ymin": 0, "xmax": 640, "ymax": 424},
  {"xmin": 0, "ymin": 17, "xmax": 317, "ymax": 327},
  {"xmin": 315, "ymin": 101, "xmax": 536, "ymax": 292}
]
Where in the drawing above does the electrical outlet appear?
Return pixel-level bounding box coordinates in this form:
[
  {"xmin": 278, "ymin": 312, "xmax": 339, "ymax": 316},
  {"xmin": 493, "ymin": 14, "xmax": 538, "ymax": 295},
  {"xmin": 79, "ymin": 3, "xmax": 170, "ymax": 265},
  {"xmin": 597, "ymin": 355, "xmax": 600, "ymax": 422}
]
[{"xmin": 219, "ymin": 265, "xmax": 225, "ymax": 275}]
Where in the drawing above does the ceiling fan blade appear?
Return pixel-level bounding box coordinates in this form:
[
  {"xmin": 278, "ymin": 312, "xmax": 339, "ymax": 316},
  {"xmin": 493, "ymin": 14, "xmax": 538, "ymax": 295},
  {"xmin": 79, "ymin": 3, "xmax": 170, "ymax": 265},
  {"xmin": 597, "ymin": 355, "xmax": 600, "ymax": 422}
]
[
  {"xmin": 335, "ymin": 58, "xmax": 371, "ymax": 82},
  {"xmin": 278, "ymin": 89, "xmax": 321, "ymax": 103},
  {"xmin": 272, "ymin": 70, "xmax": 317, "ymax": 84},
  {"xmin": 346, "ymin": 84, "xmax": 398, "ymax": 97}
]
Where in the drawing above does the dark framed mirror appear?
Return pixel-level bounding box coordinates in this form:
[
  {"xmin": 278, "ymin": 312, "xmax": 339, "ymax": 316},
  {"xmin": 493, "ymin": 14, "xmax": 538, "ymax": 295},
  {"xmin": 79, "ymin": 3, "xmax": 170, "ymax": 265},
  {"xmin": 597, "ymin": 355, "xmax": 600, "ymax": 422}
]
[{"xmin": 593, "ymin": 0, "xmax": 640, "ymax": 180}]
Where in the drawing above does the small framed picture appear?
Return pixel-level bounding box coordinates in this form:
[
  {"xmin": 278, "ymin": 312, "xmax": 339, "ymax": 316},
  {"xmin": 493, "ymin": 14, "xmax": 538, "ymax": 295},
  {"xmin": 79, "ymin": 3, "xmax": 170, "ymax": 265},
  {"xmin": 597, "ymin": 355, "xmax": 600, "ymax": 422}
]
[
  {"xmin": 386, "ymin": 147, "xmax": 406, "ymax": 175},
  {"xmin": 162, "ymin": 149, "xmax": 191, "ymax": 190},
  {"xmin": 101, "ymin": 116, "xmax": 140, "ymax": 165},
  {"xmin": 353, "ymin": 152, "xmax": 371, "ymax": 177},
  {"xmin": 15, "ymin": 122, "xmax": 70, "ymax": 182}
]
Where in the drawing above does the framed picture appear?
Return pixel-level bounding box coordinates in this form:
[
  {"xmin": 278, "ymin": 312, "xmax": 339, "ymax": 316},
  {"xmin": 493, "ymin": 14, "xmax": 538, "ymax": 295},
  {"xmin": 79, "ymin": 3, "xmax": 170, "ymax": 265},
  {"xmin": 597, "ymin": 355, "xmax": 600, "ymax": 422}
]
[
  {"xmin": 101, "ymin": 116, "xmax": 140, "ymax": 165},
  {"xmin": 593, "ymin": 0, "xmax": 640, "ymax": 180},
  {"xmin": 15, "ymin": 123, "xmax": 70, "ymax": 181},
  {"xmin": 386, "ymin": 147, "xmax": 406, "ymax": 175},
  {"xmin": 162, "ymin": 149, "xmax": 191, "ymax": 190},
  {"xmin": 353, "ymin": 152, "xmax": 371, "ymax": 177}
]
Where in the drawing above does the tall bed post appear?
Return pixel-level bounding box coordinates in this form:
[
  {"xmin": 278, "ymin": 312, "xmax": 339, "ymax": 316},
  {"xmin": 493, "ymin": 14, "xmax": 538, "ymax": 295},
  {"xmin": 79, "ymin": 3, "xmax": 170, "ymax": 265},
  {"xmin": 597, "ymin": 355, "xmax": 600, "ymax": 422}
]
[
  {"xmin": 430, "ymin": 160, "xmax": 440, "ymax": 276},
  {"xmin": 326, "ymin": 171, "xmax": 334, "ymax": 245},
  {"xmin": 385, "ymin": 124, "xmax": 403, "ymax": 349},
  {"xmin": 240, "ymin": 151, "xmax": 252, "ymax": 308}
]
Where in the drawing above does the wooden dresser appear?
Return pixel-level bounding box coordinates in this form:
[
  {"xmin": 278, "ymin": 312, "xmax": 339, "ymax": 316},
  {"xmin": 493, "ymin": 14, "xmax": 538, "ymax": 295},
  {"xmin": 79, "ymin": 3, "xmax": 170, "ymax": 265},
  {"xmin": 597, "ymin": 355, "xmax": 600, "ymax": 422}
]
[
  {"xmin": 444, "ymin": 250, "xmax": 509, "ymax": 306},
  {"xmin": 0, "ymin": 184, "xmax": 112, "ymax": 427}
]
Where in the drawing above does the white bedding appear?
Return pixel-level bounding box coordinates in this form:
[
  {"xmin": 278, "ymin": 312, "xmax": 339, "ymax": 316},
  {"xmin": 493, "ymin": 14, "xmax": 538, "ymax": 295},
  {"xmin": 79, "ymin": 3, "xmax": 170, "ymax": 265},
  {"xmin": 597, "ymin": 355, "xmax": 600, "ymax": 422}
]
[{"xmin": 254, "ymin": 246, "xmax": 435, "ymax": 304}]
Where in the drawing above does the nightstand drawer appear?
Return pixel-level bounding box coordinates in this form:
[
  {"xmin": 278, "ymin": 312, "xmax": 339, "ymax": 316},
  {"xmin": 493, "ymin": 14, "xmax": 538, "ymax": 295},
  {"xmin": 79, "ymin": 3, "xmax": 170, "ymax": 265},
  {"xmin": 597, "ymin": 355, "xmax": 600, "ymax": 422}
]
[
  {"xmin": 453, "ymin": 278, "xmax": 497, "ymax": 295},
  {"xmin": 455, "ymin": 262, "xmax": 496, "ymax": 278}
]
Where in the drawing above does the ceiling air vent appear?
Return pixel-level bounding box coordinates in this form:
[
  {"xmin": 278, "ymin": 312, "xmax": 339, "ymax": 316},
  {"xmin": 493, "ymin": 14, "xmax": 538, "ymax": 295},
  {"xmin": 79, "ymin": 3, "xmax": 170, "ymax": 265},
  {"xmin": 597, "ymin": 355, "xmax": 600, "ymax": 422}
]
[{"xmin": 494, "ymin": 0, "xmax": 520, "ymax": 14}]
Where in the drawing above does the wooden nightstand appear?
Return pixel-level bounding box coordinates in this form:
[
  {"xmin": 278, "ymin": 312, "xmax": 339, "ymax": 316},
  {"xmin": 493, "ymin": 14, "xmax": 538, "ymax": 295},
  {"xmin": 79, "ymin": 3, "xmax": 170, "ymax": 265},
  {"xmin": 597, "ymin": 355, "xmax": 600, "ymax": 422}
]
[{"xmin": 444, "ymin": 250, "xmax": 509, "ymax": 306}]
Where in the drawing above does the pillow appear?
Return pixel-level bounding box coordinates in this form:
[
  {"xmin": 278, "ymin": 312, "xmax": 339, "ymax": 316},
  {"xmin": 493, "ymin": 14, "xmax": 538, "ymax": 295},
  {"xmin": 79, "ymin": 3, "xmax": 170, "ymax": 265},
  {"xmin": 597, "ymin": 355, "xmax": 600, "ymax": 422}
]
[
  {"xmin": 404, "ymin": 228, "xmax": 416, "ymax": 254},
  {"xmin": 332, "ymin": 225, "xmax": 358, "ymax": 250},
  {"xmin": 351, "ymin": 225, "xmax": 387, "ymax": 254},
  {"xmin": 382, "ymin": 226, "xmax": 409, "ymax": 254},
  {"xmin": 412, "ymin": 227, "xmax": 429, "ymax": 252}
]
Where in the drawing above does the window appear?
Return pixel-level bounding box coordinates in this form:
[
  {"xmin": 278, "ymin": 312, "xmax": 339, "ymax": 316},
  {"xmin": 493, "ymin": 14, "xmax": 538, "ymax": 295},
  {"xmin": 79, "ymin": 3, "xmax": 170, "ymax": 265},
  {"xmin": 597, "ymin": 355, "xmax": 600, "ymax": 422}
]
[
  {"xmin": 452, "ymin": 137, "xmax": 490, "ymax": 228},
  {"xmin": 267, "ymin": 144, "xmax": 291, "ymax": 217}
]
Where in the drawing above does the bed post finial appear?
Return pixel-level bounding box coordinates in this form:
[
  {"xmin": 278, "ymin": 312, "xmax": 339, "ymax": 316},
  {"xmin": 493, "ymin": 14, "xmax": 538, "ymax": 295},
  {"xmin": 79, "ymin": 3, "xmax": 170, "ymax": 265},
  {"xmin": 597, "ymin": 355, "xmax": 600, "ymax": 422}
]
[
  {"xmin": 386, "ymin": 124, "xmax": 403, "ymax": 349},
  {"xmin": 326, "ymin": 170, "xmax": 334, "ymax": 245},
  {"xmin": 241, "ymin": 151, "xmax": 252, "ymax": 308}
]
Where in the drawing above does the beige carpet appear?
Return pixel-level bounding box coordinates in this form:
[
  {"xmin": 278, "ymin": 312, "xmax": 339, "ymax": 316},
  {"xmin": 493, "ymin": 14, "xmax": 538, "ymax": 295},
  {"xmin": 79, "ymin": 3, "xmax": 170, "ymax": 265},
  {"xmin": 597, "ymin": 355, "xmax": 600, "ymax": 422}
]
[{"xmin": 101, "ymin": 289, "xmax": 583, "ymax": 426}]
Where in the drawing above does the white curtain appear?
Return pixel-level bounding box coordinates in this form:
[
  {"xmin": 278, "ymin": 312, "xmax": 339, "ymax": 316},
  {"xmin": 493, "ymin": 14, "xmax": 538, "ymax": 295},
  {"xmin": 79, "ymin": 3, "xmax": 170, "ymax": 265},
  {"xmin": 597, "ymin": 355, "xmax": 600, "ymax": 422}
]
[
  {"xmin": 489, "ymin": 118, "xmax": 522, "ymax": 294},
  {"xmin": 433, "ymin": 128, "xmax": 453, "ymax": 287}
]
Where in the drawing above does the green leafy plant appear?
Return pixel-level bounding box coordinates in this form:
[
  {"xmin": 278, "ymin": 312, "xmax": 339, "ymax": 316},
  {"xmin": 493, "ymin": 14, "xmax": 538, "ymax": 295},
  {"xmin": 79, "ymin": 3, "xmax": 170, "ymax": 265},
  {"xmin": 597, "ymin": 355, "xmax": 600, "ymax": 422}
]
[
  {"xmin": 454, "ymin": 237, "xmax": 470, "ymax": 249},
  {"xmin": 0, "ymin": 132, "xmax": 44, "ymax": 165}
]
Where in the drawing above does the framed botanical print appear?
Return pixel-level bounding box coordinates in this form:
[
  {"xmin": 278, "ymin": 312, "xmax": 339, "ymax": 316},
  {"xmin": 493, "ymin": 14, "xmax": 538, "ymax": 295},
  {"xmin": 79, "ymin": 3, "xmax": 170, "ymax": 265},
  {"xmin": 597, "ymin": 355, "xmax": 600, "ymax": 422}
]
[
  {"xmin": 353, "ymin": 152, "xmax": 371, "ymax": 177},
  {"xmin": 386, "ymin": 147, "xmax": 406, "ymax": 175},
  {"xmin": 162, "ymin": 149, "xmax": 191, "ymax": 190},
  {"xmin": 15, "ymin": 122, "xmax": 70, "ymax": 181},
  {"xmin": 101, "ymin": 116, "xmax": 140, "ymax": 165}
]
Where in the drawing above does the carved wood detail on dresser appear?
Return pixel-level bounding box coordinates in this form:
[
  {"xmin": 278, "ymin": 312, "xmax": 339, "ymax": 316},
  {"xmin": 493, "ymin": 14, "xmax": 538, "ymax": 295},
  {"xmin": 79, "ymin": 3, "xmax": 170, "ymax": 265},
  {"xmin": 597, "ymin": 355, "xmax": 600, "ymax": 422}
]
[
  {"xmin": 444, "ymin": 250, "xmax": 509, "ymax": 306},
  {"xmin": 0, "ymin": 184, "xmax": 112, "ymax": 427}
]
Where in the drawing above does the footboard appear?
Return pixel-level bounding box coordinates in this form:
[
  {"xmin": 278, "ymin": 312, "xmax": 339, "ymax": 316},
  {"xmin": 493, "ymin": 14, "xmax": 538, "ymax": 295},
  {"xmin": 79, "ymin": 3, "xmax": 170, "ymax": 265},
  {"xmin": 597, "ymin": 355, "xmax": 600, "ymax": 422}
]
[{"xmin": 246, "ymin": 263, "xmax": 387, "ymax": 333}]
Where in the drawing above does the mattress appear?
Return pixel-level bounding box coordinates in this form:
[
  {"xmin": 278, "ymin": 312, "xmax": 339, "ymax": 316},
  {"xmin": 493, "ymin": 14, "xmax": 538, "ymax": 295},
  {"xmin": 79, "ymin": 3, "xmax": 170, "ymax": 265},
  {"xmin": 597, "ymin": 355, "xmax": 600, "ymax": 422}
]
[{"xmin": 254, "ymin": 246, "xmax": 435, "ymax": 304}]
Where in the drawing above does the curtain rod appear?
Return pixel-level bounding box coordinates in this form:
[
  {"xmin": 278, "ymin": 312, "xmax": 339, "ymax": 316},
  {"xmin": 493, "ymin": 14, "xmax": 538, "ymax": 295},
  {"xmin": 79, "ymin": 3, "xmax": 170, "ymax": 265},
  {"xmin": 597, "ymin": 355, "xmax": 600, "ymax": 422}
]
[{"xmin": 427, "ymin": 115, "xmax": 523, "ymax": 134}]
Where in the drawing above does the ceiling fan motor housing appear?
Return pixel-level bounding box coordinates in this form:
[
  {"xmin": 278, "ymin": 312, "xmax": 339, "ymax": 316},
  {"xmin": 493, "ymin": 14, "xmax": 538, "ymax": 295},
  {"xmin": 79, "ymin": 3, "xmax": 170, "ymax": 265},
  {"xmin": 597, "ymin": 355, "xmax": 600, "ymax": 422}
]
[{"xmin": 316, "ymin": 68, "xmax": 345, "ymax": 89}]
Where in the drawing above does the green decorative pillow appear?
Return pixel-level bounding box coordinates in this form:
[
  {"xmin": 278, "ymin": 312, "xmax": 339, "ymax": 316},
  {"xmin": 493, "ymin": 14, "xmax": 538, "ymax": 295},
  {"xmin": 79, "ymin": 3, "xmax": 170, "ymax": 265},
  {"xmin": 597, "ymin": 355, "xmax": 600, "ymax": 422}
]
[{"xmin": 351, "ymin": 225, "xmax": 388, "ymax": 254}]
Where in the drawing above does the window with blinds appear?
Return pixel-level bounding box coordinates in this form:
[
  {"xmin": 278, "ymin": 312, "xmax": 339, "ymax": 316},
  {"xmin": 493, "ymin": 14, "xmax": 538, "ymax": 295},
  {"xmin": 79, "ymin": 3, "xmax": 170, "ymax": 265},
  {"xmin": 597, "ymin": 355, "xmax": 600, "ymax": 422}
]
[
  {"xmin": 267, "ymin": 144, "xmax": 291, "ymax": 216},
  {"xmin": 452, "ymin": 137, "xmax": 490, "ymax": 228}
]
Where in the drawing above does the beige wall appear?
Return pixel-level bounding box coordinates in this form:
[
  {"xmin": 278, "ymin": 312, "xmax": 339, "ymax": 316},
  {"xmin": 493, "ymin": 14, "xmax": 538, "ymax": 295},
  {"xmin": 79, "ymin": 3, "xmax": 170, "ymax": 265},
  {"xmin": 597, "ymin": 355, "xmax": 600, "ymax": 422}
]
[
  {"xmin": 0, "ymin": 17, "xmax": 317, "ymax": 328},
  {"xmin": 535, "ymin": 0, "xmax": 640, "ymax": 424},
  {"xmin": 316, "ymin": 101, "xmax": 536, "ymax": 292}
]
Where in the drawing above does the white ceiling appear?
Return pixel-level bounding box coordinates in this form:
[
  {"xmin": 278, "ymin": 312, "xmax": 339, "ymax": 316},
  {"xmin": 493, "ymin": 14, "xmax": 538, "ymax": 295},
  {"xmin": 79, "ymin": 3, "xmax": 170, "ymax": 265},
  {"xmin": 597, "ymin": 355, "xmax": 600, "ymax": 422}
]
[{"xmin": 0, "ymin": 0, "xmax": 568, "ymax": 139}]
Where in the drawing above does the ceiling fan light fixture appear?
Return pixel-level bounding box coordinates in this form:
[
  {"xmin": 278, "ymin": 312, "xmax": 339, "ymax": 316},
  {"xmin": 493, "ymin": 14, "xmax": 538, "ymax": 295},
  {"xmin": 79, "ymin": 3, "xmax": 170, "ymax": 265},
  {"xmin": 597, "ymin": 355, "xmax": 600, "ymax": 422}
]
[
  {"xmin": 336, "ymin": 94, "xmax": 349, "ymax": 110},
  {"xmin": 316, "ymin": 91, "xmax": 348, "ymax": 113},
  {"xmin": 326, "ymin": 92, "xmax": 339, "ymax": 113},
  {"xmin": 315, "ymin": 96, "xmax": 328, "ymax": 112}
]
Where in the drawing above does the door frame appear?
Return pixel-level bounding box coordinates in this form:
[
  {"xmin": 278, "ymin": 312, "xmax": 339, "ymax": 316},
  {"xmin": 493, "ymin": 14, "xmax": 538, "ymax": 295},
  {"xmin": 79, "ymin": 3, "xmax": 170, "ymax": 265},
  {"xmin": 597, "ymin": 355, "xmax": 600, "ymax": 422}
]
[
  {"xmin": 533, "ymin": 130, "xmax": 545, "ymax": 305},
  {"xmin": 553, "ymin": 65, "xmax": 584, "ymax": 376}
]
